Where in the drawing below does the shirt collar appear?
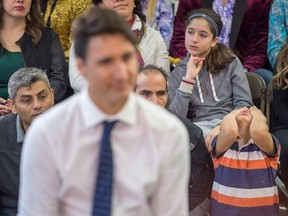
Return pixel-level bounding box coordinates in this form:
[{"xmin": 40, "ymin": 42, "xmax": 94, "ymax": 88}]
[
  {"xmin": 237, "ymin": 138, "xmax": 253, "ymax": 150},
  {"xmin": 16, "ymin": 115, "xmax": 25, "ymax": 144},
  {"xmin": 131, "ymin": 14, "xmax": 142, "ymax": 31},
  {"xmin": 80, "ymin": 89, "xmax": 137, "ymax": 128}
]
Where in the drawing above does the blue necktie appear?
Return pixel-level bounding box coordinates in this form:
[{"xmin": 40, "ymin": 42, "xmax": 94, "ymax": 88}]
[{"xmin": 92, "ymin": 121, "xmax": 117, "ymax": 216}]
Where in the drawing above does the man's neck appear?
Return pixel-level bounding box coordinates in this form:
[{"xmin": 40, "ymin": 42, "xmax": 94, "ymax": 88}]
[
  {"xmin": 88, "ymin": 91, "xmax": 128, "ymax": 116},
  {"xmin": 21, "ymin": 120, "xmax": 29, "ymax": 133},
  {"xmin": 17, "ymin": 115, "xmax": 27, "ymax": 143}
]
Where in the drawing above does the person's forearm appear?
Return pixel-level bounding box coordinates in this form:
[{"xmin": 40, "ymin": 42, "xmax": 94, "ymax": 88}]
[
  {"xmin": 215, "ymin": 114, "xmax": 238, "ymax": 155},
  {"xmin": 250, "ymin": 115, "xmax": 274, "ymax": 154}
]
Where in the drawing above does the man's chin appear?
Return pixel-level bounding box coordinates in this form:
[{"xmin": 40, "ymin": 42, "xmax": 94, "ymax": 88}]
[{"xmin": 109, "ymin": 93, "xmax": 130, "ymax": 105}]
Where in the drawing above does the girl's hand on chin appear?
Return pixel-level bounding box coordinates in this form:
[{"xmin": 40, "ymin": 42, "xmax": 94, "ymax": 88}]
[{"xmin": 186, "ymin": 55, "xmax": 205, "ymax": 80}]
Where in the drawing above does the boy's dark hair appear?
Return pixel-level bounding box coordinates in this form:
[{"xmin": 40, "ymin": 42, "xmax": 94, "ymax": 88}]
[
  {"xmin": 185, "ymin": 8, "xmax": 235, "ymax": 74},
  {"xmin": 73, "ymin": 8, "xmax": 138, "ymax": 60}
]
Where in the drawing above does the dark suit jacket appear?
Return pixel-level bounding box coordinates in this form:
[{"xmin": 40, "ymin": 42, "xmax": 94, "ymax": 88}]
[
  {"xmin": 171, "ymin": 0, "xmax": 272, "ymax": 71},
  {"xmin": 271, "ymin": 89, "xmax": 288, "ymax": 132},
  {"xmin": 0, "ymin": 114, "xmax": 22, "ymax": 212},
  {"xmin": 179, "ymin": 117, "xmax": 214, "ymax": 211}
]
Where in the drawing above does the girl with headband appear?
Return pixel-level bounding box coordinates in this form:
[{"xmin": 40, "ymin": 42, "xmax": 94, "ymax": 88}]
[{"xmin": 167, "ymin": 8, "xmax": 253, "ymax": 151}]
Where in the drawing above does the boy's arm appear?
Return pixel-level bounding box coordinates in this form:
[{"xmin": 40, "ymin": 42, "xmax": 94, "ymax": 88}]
[
  {"xmin": 249, "ymin": 106, "xmax": 275, "ymax": 154},
  {"xmin": 215, "ymin": 109, "xmax": 241, "ymax": 155}
]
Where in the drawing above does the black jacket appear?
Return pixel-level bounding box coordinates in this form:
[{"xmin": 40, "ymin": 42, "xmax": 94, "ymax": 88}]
[
  {"xmin": 0, "ymin": 114, "xmax": 22, "ymax": 211},
  {"xmin": 0, "ymin": 27, "xmax": 67, "ymax": 102},
  {"xmin": 271, "ymin": 89, "xmax": 288, "ymax": 132},
  {"xmin": 179, "ymin": 117, "xmax": 214, "ymax": 211}
]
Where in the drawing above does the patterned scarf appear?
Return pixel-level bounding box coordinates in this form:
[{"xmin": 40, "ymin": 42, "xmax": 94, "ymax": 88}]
[{"xmin": 128, "ymin": 17, "xmax": 145, "ymax": 67}]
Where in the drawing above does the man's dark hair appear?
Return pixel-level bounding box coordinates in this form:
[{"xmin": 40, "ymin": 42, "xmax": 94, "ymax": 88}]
[
  {"xmin": 139, "ymin": 64, "xmax": 168, "ymax": 90},
  {"xmin": 140, "ymin": 64, "xmax": 168, "ymax": 82},
  {"xmin": 8, "ymin": 67, "xmax": 50, "ymax": 101},
  {"xmin": 73, "ymin": 8, "xmax": 138, "ymax": 60}
]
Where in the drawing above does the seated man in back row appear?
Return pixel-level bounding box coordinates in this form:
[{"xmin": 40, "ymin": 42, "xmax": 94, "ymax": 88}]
[
  {"xmin": 0, "ymin": 67, "xmax": 54, "ymax": 216},
  {"xmin": 135, "ymin": 64, "xmax": 214, "ymax": 216}
]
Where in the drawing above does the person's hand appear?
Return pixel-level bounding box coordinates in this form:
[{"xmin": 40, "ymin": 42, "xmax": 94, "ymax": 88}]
[
  {"xmin": 205, "ymin": 125, "xmax": 220, "ymax": 152},
  {"xmin": 230, "ymin": 108, "xmax": 244, "ymax": 118},
  {"xmin": 0, "ymin": 98, "xmax": 12, "ymax": 116},
  {"xmin": 186, "ymin": 55, "xmax": 205, "ymax": 80},
  {"xmin": 249, "ymin": 106, "xmax": 266, "ymax": 122}
]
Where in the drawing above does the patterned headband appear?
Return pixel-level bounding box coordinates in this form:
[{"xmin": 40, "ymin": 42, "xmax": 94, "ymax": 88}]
[{"xmin": 188, "ymin": 13, "xmax": 219, "ymax": 36}]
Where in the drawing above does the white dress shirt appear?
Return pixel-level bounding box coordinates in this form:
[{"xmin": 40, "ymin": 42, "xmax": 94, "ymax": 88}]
[
  {"xmin": 18, "ymin": 90, "xmax": 190, "ymax": 216},
  {"xmin": 69, "ymin": 14, "xmax": 170, "ymax": 92}
]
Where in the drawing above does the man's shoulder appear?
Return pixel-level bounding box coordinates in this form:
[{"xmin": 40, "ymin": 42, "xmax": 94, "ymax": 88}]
[
  {"xmin": 178, "ymin": 117, "xmax": 205, "ymax": 149},
  {"xmin": 178, "ymin": 117, "xmax": 202, "ymax": 133},
  {"xmin": 135, "ymin": 95, "xmax": 186, "ymax": 131},
  {"xmin": 136, "ymin": 95, "xmax": 172, "ymax": 117},
  {"xmin": 0, "ymin": 113, "xmax": 17, "ymax": 126},
  {"xmin": 0, "ymin": 114, "xmax": 17, "ymax": 144}
]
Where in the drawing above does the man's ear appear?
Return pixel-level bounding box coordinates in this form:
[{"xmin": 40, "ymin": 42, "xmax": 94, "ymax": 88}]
[
  {"xmin": 50, "ymin": 88, "xmax": 55, "ymax": 106},
  {"xmin": 76, "ymin": 57, "xmax": 87, "ymax": 78},
  {"xmin": 7, "ymin": 99, "xmax": 17, "ymax": 114}
]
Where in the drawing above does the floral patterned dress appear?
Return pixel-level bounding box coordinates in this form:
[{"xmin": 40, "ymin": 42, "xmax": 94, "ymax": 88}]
[
  {"xmin": 43, "ymin": 0, "xmax": 92, "ymax": 58},
  {"xmin": 267, "ymin": 0, "xmax": 288, "ymax": 68},
  {"xmin": 142, "ymin": 0, "xmax": 174, "ymax": 49}
]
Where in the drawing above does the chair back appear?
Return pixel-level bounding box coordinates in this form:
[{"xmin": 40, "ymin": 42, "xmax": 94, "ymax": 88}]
[
  {"xmin": 265, "ymin": 81, "xmax": 273, "ymax": 129},
  {"xmin": 245, "ymin": 72, "xmax": 266, "ymax": 114}
]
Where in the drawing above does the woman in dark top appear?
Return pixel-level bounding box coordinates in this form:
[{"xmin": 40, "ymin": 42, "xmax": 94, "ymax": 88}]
[
  {"xmin": 271, "ymin": 38, "xmax": 288, "ymax": 189},
  {"xmin": 0, "ymin": 0, "xmax": 67, "ymax": 116}
]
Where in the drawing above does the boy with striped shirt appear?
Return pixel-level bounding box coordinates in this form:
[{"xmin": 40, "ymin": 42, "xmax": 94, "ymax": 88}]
[{"xmin": 211, "ymin": 106, "xmax": 280, "ymax": 216}]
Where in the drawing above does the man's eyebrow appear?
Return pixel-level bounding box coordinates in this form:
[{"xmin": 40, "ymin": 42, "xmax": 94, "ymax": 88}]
[
  {"xmin": 140, "ymin": 90, "xmax": 152, "ymax": 93},
  {"xmin": 98, "ymin": 56, "xmax": 114, "ymax": 65},
  {"xmin": 122, "ymin": 51, "xmax": 133, "ymax": 59},
  {"xmin": 20, "ymin": 95, "xmax": 32, "ymax": 98},
  {"xmin": 37, "ymin": 89, "xmax": 48, "ymax": 95},
  {"xmin": 19, "ymin": 89, "xmax": 47, "ymax": 98},
  {"xmin": 157, "ymin": 90, "xmax": 167, "ymax": 93}
]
